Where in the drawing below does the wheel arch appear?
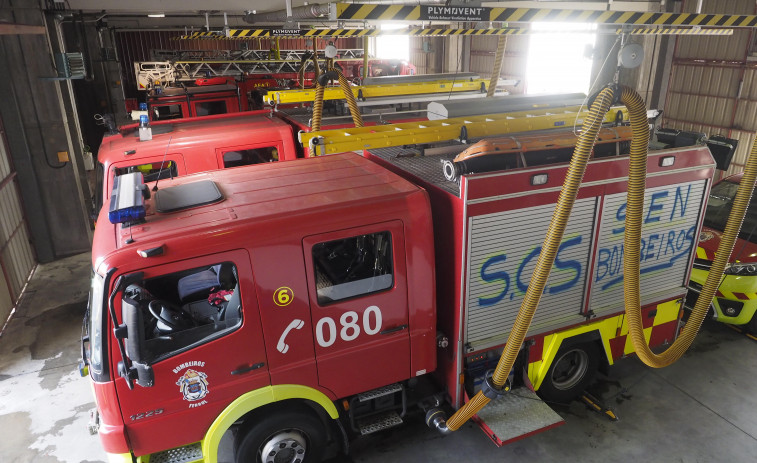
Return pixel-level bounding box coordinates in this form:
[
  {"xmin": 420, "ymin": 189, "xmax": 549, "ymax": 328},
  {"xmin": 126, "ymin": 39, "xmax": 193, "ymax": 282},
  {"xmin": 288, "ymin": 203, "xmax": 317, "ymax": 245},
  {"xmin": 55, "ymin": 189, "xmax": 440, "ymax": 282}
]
[
  {"xmin": 200, "ymin": 385, "xmax": 339, "ymax": 463},
  {"xmin": 530, "ymin": 325, "xmax": 615, "ymax": 391}
]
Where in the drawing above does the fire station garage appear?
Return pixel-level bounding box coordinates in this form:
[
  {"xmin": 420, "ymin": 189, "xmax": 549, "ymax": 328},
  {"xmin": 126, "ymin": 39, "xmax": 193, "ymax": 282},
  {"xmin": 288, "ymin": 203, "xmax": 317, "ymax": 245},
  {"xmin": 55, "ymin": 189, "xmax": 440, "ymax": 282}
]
[{"xmin": 2, "ymin": 0, "xmax": 757, "ymax": 462}]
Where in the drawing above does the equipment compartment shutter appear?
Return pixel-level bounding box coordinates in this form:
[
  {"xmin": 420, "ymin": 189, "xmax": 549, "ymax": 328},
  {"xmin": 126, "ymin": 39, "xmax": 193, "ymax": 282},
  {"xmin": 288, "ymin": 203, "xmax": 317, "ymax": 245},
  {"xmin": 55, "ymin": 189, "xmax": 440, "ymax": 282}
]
[
  {"xmin": 589, "ymin": 180, "xmax": 706, "ymax": 317},
  {"xmin": 465, "ymin": 197, "xmax": 596, "ymax": 352},
  {"xmin": 0, "ymin": 118, "xmax": 36, "ymax": 324}
]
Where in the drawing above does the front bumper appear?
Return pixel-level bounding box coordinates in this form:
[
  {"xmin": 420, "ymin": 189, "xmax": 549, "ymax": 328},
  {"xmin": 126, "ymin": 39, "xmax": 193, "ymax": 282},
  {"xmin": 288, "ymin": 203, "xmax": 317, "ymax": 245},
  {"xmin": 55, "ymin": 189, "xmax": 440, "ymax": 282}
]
[{"xmin": 688, "ymin": 267, "xmax": 757, "ymax": 325}]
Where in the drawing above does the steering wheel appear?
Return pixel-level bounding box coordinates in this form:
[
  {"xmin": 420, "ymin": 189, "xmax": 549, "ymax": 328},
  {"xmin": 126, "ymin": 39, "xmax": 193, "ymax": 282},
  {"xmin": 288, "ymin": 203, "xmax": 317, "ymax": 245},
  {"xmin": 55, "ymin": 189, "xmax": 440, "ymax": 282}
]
[{"xmin": 148, "ymin": 299, "xmax": 195, "ymax": 331}]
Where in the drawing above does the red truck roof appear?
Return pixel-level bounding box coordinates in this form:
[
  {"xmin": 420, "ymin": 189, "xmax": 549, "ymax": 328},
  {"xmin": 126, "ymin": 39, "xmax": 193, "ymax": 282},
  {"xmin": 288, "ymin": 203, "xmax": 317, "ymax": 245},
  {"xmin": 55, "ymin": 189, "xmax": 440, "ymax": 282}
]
[
  {"xmin": 97, "ymin": 111, "xmax": 300, "ymax": 204},
  {"xmin": 100, "ymin": 111, "xmax": 291, "ymax": 156},
  {"xmin": 94, "ymin": 153, "xmax": 428, "ymax": 272}
]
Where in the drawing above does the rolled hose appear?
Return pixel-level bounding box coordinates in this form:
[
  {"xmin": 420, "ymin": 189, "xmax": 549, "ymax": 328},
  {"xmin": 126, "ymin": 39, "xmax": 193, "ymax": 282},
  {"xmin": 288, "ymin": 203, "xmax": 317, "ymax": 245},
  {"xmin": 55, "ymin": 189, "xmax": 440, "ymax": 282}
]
[{"xmin": 440, "ymin": 84, "xmax": 757, "ymax": 431}]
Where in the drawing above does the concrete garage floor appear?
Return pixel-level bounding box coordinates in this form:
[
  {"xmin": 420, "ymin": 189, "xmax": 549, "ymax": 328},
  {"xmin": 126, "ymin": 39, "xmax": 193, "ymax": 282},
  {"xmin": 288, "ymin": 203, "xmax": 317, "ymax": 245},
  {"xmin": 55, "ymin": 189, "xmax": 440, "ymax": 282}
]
[{"xmin": 1, "ymin": 253, "xmax": 756, "ymax": 463}]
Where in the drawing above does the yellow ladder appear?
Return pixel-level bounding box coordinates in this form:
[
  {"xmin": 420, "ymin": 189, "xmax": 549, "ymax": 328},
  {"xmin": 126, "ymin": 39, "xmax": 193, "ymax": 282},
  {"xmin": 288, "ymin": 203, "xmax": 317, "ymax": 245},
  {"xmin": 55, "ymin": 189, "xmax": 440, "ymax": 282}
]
[
  {"xmin": 300, "ymin": 105, "xmax": 629, "ymax": 155},
  {"xmin": 264, "ymin": 79, "xmax": 489, "ymax": 105}
]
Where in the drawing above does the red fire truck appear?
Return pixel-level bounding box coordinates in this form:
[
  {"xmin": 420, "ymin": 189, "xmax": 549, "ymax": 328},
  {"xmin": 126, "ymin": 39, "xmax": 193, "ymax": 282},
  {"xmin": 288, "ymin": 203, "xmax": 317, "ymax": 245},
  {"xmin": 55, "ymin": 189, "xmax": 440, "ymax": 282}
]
[{"xmin": 83, "ymin": 124, "xmax": 715, "ymax": 461}]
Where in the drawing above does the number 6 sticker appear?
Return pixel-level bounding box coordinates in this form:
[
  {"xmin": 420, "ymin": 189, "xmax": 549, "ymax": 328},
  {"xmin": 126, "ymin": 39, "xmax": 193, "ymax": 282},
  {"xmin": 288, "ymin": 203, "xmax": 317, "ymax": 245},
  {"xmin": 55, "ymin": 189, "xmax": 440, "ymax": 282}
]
[{"xmin": 273, "ymin": 287, "xmax": 293, "ymax": 307}]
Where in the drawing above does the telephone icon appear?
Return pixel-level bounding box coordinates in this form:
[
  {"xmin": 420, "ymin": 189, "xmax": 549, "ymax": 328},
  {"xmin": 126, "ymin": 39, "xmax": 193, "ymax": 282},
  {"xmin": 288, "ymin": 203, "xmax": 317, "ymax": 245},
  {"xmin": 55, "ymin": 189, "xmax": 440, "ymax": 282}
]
[{"xmin": 277, "ymin": 319, "xmax": 304, "ymax": 354}]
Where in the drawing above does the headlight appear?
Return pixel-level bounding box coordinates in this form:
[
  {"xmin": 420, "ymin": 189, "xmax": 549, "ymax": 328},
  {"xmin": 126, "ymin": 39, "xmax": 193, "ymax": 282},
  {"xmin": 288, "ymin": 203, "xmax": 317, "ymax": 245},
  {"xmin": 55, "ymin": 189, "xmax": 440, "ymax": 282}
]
[{"xmin": 724, "ymin": 262, "xmax": 757, "ymax": 276}]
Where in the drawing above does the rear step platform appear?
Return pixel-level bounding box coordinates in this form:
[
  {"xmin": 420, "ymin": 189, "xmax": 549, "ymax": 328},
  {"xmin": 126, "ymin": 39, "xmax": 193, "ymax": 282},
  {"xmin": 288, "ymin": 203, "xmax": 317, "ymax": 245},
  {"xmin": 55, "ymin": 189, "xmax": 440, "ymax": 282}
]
[{"xmin": 471, "ymin": 387, "xmax": 564, "ymax": 446}]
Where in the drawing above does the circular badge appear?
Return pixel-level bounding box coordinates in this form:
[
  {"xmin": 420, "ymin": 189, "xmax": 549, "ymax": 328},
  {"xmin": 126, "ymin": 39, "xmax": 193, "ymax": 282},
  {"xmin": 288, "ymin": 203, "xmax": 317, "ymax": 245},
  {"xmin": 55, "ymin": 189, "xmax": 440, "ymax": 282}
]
[{"xmin": 273, "ymin": 287, "xmax": 294, "ymax": 307}]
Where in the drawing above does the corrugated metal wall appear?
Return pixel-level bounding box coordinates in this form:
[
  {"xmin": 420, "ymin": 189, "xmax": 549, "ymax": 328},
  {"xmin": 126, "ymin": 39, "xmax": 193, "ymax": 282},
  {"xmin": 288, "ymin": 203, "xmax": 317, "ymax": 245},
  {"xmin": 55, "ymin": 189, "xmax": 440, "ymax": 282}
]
[
  {"xmin": 409, "ymin": 36, "xmax": 443, "ymax": 75},
  {"xmin": 663, "ymin": 0, "xmax": 756, "ymax": 177},
  {"xmin": 115, "ymin": 31, "xmax": 361, "ymax": 99},
  {"xmin": 469, "ymin": 35, "xmax": 528, "ymax": 94},
  {"xmin": 0, "ymin": 119, "xmax": 36, "ymax": 326}
]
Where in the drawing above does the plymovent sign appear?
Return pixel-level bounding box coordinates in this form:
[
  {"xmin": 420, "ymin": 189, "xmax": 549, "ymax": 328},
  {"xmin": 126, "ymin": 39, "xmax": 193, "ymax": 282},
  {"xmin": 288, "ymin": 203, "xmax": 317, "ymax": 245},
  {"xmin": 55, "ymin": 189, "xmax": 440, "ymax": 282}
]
[{"xmin": 420, "ymin": 6, "xmax": 489, "ymax": 21}]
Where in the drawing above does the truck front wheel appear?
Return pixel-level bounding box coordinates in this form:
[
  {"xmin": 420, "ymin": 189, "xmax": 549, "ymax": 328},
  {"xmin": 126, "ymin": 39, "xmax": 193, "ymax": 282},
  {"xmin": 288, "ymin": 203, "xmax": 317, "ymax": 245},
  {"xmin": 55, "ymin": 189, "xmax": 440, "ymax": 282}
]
[
  {"xmin": 538, "ymin": 342, "xmax": 600, "ymax": 404},
  {"xmin": 234, "ymin": 407, "xmax": 326, "ymax": 463}
]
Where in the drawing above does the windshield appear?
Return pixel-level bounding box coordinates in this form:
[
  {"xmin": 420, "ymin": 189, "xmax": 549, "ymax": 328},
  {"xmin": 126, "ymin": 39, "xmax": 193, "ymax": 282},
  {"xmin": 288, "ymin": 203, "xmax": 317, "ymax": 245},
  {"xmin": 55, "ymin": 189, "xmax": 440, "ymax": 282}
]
[
  {"xmin": 703, "ymin": 180, "xmax": 757, "ymax": 244},
  {"xmin": 88, "ymin": 271, "xmax": 105, "ymax": 377}
]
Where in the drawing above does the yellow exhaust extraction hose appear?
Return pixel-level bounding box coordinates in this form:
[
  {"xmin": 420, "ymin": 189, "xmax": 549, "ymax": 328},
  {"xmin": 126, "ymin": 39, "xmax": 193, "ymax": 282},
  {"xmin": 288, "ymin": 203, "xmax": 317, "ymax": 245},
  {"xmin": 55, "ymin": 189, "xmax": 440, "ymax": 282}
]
[
  {"xmin": 335, "ymin": 67, "xmax": 364, "ymax": 128},
  {"xmin": 623, "ymin": 89, "xmax": 757, "ymax": 367},
  {"xmin": 487, "ymin": 36, "xmax": 507, "ymax": 98},
  {"xmin": 311, "ymin": 83, "xmax": 325, "ymax": 132},
  {"xmin": 444, "ymin": 86, "xmax": 617, "ymax": 431}
]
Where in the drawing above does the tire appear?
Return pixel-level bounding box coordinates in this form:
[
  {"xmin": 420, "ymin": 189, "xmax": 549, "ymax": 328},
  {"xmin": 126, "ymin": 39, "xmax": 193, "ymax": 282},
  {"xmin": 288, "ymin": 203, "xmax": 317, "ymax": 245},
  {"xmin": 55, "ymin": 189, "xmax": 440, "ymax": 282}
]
[
  {"xmin": 538, "ymin": 342, "xmax": 600, "ymax": 403},
  {"xmin": 234, "ymin": 407, "xmax": 326, "ymax": 463}
]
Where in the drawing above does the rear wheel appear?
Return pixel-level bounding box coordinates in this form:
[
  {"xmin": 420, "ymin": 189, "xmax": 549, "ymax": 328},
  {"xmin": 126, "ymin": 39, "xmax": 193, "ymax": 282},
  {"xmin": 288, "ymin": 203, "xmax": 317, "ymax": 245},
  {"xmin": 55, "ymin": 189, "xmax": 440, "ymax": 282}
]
[
  {"xmin": 538, "ymin": 342, "xmax": 600, "ymax": 403},
  {"xmin": 234, "ymin": 407, "xmax": 326, "ymax": 463}
]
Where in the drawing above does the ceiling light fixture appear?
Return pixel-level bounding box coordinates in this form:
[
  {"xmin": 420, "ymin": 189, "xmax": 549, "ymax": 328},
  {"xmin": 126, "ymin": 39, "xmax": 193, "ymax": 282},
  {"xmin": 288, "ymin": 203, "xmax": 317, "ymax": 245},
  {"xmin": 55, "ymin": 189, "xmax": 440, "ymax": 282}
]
[{"xmin": 147, "ymin": 13, "xmax": 165, "ymax": 18}]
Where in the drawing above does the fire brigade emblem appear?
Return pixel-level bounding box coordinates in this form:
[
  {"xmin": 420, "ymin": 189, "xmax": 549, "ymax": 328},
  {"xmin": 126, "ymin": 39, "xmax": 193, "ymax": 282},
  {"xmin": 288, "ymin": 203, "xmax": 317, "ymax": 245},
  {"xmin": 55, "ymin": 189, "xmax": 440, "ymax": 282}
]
[
  {"xmin": 176, "ymin": 369, "xmax": 209, "ymax": 402},
  {"xmin": 699, "ymin": 230, "xmax": 714, "ymax": 242}
]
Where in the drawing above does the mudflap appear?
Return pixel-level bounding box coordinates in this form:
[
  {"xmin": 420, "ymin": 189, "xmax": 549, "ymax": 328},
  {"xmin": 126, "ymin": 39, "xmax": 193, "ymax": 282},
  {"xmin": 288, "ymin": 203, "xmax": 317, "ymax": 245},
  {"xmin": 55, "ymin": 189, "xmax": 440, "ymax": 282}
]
[{"xmin": 470, "ymin": 373, "xmax": 564, "ymax": 447}]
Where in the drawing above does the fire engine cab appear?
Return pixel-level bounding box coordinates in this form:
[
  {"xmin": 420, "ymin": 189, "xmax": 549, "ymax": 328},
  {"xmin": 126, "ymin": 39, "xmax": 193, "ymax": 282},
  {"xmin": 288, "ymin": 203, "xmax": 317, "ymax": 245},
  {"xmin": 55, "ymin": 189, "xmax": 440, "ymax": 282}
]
[{"xmin": 84, "ymin": 115, "xmax": 716, "ymax": 462}]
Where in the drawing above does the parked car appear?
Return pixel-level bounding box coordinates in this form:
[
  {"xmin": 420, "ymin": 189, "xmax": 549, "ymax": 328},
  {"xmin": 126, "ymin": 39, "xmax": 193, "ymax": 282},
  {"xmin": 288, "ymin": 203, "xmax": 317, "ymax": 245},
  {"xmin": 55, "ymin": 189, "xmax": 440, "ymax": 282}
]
[{"xmin": 688, "ymin": 172, "xmax": 757, "ymax": 333}]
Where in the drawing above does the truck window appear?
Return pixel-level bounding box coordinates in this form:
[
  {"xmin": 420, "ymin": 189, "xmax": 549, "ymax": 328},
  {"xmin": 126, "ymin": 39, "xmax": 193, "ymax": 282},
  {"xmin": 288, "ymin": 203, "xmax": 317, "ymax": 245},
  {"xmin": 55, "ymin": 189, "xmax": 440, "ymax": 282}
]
[
  {"xmin": 312, "ymin": 231, "xmax": 393, "ymax": 305},
  {"xmin": 195, "ymin": 100, "xmax": 228, "ymax": 116},
  {"xmin": 153, "ymin": 104, "xmax": 184, "ymax": 121},
  {"xmin": 114, "ymin": 160, "xmax": 178, "ymax": 183},
  {"xmin": 222, "ymin": 147, "xmax": 279, "ymax": 167},
  {"xmin": 122, "ymin": 262, "xmax": 243, "ymax": 362}
]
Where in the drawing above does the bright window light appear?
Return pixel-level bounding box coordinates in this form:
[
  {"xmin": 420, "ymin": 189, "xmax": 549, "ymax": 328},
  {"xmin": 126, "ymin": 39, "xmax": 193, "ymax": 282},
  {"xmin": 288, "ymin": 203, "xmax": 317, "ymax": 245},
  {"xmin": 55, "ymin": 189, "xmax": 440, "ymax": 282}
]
[
  {"xmin": 376, "ymin": 23, "xmax": 409, "ymax": 61},
  {"xmin": 525, "ymin": 22, "xmax": 597, "ymax": 95}
]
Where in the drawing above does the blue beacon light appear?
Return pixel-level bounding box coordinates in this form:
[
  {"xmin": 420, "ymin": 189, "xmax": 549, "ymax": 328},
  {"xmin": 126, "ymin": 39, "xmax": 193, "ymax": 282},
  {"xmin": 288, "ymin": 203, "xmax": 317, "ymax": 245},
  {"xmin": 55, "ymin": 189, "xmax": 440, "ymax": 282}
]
[{"xmin": 108, "ymin": 172, "xmax": 147, "ymax": 224}]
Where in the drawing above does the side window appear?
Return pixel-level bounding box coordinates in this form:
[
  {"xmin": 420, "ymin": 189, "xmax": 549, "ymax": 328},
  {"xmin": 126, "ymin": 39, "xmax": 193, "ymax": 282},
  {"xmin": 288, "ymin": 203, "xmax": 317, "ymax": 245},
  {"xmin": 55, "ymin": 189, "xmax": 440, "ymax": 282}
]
[
  {"xmin": 223, "ymin": 147, "xmax": 279, "ymax": 168},
  {"xmin": 153, "ymin": 104, "xmax": 184, "ymax": 121},
  {"xmin": 114, "ymin": 160, "xmax": 178, "ymax": 183},
  {"xmin": 312, "ymin": 231, "xmax": 393, "ymax": 305},
  {"xmin": 195, "ymin": 100, "xmax": 228, "ymax": 116},
  {"xmin": 122, "ymin": 262, "xmax": 242, "ymax": 362}
]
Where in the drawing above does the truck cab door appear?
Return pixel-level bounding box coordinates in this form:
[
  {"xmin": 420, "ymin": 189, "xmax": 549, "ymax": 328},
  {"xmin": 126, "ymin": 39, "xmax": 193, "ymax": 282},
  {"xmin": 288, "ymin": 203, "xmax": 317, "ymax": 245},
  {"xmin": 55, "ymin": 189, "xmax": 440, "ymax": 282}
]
[
  {"xmin": 303, "ymin": 221, "xmax": 411, "ymax": 398},
  {"xmin": 111, "ymin": 250, "xmax": 269, "ymax": 455}
]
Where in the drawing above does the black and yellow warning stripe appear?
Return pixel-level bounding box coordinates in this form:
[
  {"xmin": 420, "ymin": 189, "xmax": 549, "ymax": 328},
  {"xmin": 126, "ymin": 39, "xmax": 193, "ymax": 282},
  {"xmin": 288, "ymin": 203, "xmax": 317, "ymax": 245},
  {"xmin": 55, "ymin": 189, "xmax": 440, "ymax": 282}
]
[
  {"xmin": 178, "ymin": 25, "xmax": 734, "ymax": 40},
  {"xmin": 178, "ymin": 28, "xmax": 532, "ymax": 40},
  {"xmin": 618, "ymin": 27, "xmax": 734, "ymax": 35},
  {"xmin": 335, "ymin": 3, "xmax": 757, "ymax": 27}
]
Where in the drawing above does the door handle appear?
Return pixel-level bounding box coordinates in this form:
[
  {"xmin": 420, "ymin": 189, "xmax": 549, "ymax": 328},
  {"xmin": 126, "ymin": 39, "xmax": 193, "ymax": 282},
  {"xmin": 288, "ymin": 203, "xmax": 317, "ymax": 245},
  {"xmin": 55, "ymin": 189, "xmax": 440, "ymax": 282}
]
[
  {"xmin": 380, "ymin": 324, "xmax": 408, "ymax": 335},
  {"xmin": 231, "ymin": 362, "xmax": 265, "ymax": 375}
]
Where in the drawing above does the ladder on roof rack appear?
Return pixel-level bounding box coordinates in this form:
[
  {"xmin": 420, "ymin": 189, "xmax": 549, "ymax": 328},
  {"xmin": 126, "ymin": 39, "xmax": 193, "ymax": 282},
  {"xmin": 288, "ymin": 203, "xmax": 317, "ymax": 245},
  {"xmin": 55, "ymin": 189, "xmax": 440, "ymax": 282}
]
[
  {"xmin": 300, "ymin": 105, "xmax": 630, "ymax": 156},
  {"xmin": 263, "ymin": 79, "xmax": 491, "ymax": 105}
]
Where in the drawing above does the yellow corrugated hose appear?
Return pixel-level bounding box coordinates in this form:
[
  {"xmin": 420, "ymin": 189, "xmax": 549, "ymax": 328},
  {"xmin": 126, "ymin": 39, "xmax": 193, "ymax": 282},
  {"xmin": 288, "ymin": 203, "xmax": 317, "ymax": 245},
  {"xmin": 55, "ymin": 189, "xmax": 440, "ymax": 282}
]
[
  {"xmin": 444, "ymin": 86, "xmax": 617, "ymax": 431},
  {"xmin": 335, "ymin": 67, "xmax": 364, "ymax": 128},
  {"xmin": 487, "ymin": 36, "xmax": 507, "ymax": 98},
  {"xmin": 311, "ymin": 83, "xmax": 325, "ymax": 132},
  {"xmin": 441, "ymin": 83, "xmax": 757, "ymax": 431},
  {"xmin": 622, "ymin": 87, "xmax": 757, "ymax": 367}
]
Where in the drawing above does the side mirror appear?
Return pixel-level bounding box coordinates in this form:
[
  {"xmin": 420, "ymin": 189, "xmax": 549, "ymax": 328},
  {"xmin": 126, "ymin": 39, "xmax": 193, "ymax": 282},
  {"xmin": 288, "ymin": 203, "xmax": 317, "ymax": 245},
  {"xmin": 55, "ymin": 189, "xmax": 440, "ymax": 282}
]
[{"xmin": 121, "ymin": 296, "xmax": 154, "ymax": 387}]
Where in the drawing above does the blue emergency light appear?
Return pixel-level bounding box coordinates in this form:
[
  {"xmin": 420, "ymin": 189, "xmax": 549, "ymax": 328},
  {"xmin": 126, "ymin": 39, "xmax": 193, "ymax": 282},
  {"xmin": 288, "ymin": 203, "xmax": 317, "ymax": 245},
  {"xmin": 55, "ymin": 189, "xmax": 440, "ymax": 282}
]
[{"xmin": 109, "ymin": 172, "xmax": 147, "ymax": 224}]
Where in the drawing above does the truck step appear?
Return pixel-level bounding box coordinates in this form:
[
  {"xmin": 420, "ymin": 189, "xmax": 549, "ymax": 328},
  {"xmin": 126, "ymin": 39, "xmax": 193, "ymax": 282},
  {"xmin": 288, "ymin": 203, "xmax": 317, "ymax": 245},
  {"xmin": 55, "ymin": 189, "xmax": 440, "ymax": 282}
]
[
  {"xmin": 357, "ymin": 410, "xmax": 404, "ymax": 435},
  {"xmin": 149, "ymin": 442, "xmax": 203, "ymax": 463},
  {"xmin": 472, "ymin": 387, "xmax": 564, "ymax": 447},
  {"xmin": 357, "ymin": 383, "xmax": 403, "ymax": 402}
]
